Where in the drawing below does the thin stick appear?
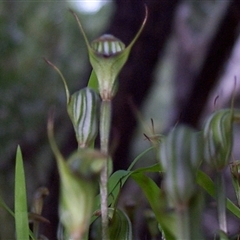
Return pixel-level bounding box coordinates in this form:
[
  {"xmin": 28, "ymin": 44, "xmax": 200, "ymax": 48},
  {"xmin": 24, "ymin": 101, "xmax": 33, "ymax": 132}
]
[
  {"xmin": 216, "ymin": 171, "xmax": 228, "ymax": 233},
  {"xmin": 99, "ymin": 100, "xmax": 111, "ymax": 239}
]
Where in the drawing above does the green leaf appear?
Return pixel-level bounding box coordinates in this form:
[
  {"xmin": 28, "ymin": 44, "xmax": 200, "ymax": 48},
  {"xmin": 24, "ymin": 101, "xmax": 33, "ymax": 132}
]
[
  {"xmin": 0, "ymin": 196, "xmax": 14, "ymax": 217},
  {"xmin": 131, "ymin": 163, "xmax": 162, "ymax": 174},
  {"xmin": 0, "ymin": 196, "xmax": 35, "ymax": 239},
  {"xmin": 108, "ymin": 208, "xmax": 132, "ymax": 240},
  {"xmin": 92, "ymin": 170, "xmax": 129, "ymax": 214},
  {"xmin": 107, "ymin": 164, "xmax": 162, "ymax": 208},
  {"xmin": 127, "ymin": 146, "xmax": 155, "ymax": 171},
  {"xmin": 90, "ymin": 208, "xmax": 132, "ymax": 240},
  {"xmin": 93, "ymin": 147, "xmax": 157, "ymax": 212},
  {"xmin": 197, "ymin": 170, "xmax": 240, "ymax": 218},
  {"xmin": 15, "ymin": 145, "xmax": 29, "ymax": 240},
  {"xmin": 219, "ymin": 230, "xmax": 229, "ymax": 240},
  {"xmin": 88, "ymin": 70, "xmax": 99, "ymax": 93},
  {"xmin": 131, "ymin": 172, "xmax": 177, "ymax": 239},
  {"xmin": 108, "ymin": 170, "xmax": 129, "ymax": 207}
]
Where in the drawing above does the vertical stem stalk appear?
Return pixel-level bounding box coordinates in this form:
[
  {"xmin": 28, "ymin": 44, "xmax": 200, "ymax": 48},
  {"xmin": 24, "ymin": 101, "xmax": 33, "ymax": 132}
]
[
  {"xmin": 100, "ymin": 100, "xmax": 111, "ymax": 240},
  {"xmin": 176, "ymin": 206, "xmax": 191, "ymax": 240},
  {"xmin": 32, "ymin": 222, "xmax": 39, "ymax": 239},
  {"xmin": 216, "ymin": 170, "xmax": 227, "ymax": 233}
]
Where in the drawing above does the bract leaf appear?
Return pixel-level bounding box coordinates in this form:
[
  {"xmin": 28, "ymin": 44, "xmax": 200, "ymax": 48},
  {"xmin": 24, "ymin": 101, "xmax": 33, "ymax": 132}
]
[
  {"xmin": 15, "ymin": 146, "xmax": 29, "ymax": 240},
  {"xmin": 88, "ymin": 70, "xmax": 99, "ymax": 92},
  {"xmin": 90, "ymin": 208, "xmax": 132, "ymax": 240},
  {"xmin": 197, "ymin": 170, "xmax": 240, "ymax": 218},
  {"xmin": 108, "ymin": 208, "xmax": 132, "ymax": 240},
  {"xmin": 131, "ymin": 172, "xmax": 177, "ymax": 239}
]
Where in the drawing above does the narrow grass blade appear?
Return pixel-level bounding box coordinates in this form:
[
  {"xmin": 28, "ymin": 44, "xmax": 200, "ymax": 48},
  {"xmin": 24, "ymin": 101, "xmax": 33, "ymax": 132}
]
[
  {"xmin": 107, "ymin": 164, "xmax": 162, "ymax": 208},
  {"xmin": 0, "ymin": 196, "xmax": 14, "ymax": 217},
  {"xmin": 197, "ymin": 170, "xmax": 240, "ymax": 218},
  {"xmin": 131, "ymin": 172, "xmax": 176, "ymax": 239},
  {"xmin": 15, "ymin": 145, "xmax": 29, "ymax": 240},
  {"xmin": 127, "ymin": 146, "xmax": 155, "ymax": 171},
  {"xmin": 108, "ymin": 170, "xmax": 129, "ymax": 207}
]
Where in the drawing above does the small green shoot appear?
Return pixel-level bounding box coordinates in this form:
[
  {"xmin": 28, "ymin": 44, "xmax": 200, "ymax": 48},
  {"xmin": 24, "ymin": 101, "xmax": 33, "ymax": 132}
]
[{"xmin": 14, "ymin": 145, "xmax": 30, "ymax": 240}]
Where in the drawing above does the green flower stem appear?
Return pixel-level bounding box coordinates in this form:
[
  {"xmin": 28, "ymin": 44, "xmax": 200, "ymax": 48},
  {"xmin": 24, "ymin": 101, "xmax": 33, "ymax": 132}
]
[
  {"xmin": 99, "ymin": 100, "xmax": 112, "ymax": 240},
  {"xmin": 100, "ymin": 100, "xmax": 111, "ymax": 153},
  {"xmin": 176, "ymin": 206, "xmax": 191, "ymax": 240},
  {"xmin": 216, "ymin": 171, "xmax": 228, "ymax": 234}
]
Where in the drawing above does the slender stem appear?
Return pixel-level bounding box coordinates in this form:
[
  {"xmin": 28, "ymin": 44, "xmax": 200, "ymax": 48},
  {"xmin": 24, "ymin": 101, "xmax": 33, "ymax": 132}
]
[
  {"xmin": 99, "ymin": 100, "xmax": 111, "ymax": 240},
  {"xmin": 32, "ymin": 222, "xmax": 39, "ymax": 239},
  {"xmin": 176, "ymin": 205, "xmax": 191, "ymax": 240},
  {"xmin": 216, "ymin": 170, "xmax": 228, "ymax": 233}
]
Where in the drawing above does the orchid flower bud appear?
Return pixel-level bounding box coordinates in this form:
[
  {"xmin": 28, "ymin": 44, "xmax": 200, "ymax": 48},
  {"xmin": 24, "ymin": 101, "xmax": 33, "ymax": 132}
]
[
  {"xmin": 67, "ymin": 148, "xmax": 107, "ymax": 180},
  {"xmin": 203, "ymin": 109, "xmax": 233, "ymax": 170},
  {"xmin": 44, "ymin": 60, "xmax": 100, "ymax": 148},
  {"xmin": 89, "ymin": 34, "xmax": 126, "ymax": 100},
  {"xmin": 47, "ymin": 117, "xmax": 105, "ymax": 239},
  {"xmin": 71, "ymin": 8, "xmax": 148, "ymax": 100},
  {"xmin": 67, "ymin": 87, "xmax": 100, "ymax": 148},
  {"xmin": 160, "ymin": 125, "xmax": 203, "ymax": 207}
]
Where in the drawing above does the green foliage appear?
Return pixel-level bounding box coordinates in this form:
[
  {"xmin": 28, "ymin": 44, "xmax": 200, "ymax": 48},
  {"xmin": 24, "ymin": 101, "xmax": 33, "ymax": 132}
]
[
  {"xmin": 14, "ymin": 146, "xmax": 30, "ymax": 240},
  {"xmin": 197, "ymin": 170, "xmax": 240, "ymax": 219},
  {"xmin": 1, "ymin": 4, "xmax": 240, "ymax": 240},
  {"xmin": 90, "ymin": 208, "xmax": 132, "ymax": 240},
  {"xmin": 131, "ymin": 171, "xmax": 177, "ymax": 239},
  {"xmin": 203, "ymin": 109, "xmax": 233, "ymax": 170}
]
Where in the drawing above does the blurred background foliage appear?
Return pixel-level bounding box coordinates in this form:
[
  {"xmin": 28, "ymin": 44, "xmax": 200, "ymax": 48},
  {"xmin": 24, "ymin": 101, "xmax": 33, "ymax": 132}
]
[
  {"xmin": 1, "ymin": 0, "xmax": 240, "ymax": 239},
  {"xmin": 0, "ymin": 1, "xmax": 113, "ymax": 238},
  {"xmin": 0, "ymin": 1, "xmax": 112, "ymax": 168}
]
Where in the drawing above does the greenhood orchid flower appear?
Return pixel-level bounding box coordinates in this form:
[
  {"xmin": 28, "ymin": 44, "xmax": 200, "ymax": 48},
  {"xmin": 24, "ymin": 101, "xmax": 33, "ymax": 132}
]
[
  {"xmin": 160, "ymin": 125, "xmax": 203, "ymax": 207},
  {"xmin": 67, "ymin": 87, "xmax": 100, "ymax": 148},
  {"xmin": 47, "ymin": 116, "xmax": 106, "ymax": 239},
  {"xmin": 203, "ymin": 109, "xmax": 233, "ymax": 171},
  {"xmin": 70, "ymin": 7, "xmax": 148, "ymax": 101},
  {"xmin": 44, "ymin": 59, "xmax": 100, "ymax": 149}
]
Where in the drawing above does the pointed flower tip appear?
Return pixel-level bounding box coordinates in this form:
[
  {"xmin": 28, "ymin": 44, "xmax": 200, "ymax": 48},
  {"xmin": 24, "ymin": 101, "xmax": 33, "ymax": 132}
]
[
  {"xmin": 143, "ymin": 4, "xmax": 148, "ymax": 26},
  {"xmin": 44, "ymin": 58, "xmax": 70, "ymax": 104},
  {"xmin": 90, "ymin": 5, "xmax": 147, "ymax": 58},
  {"xmin": 125, "ymin": 4, "xmax": 148, "ymax": 50},
  {"xmin": 70, "ymin": 9, "xmax": 91, "ymax": 50},
  {"xmin": 72, "ymin": 6, "xmax": 147, "ymax": 101}
]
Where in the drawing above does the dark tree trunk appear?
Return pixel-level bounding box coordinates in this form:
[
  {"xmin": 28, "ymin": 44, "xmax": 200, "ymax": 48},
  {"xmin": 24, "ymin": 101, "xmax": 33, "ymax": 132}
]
[
  {"xmin": 108, "ymin": 0, "xmax": 180, "ymax": 170},
  {"xmin": 178, "ymin": 0, "xmax": 240, "ymax": 127}
]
